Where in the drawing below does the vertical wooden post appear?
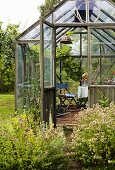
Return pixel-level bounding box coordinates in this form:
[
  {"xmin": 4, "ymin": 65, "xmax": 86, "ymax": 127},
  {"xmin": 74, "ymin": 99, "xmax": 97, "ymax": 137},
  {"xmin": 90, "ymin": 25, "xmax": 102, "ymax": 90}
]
[
  {"xmin": 15, "ymin": 43, "xmax": 18, "ymax": 110},
  {"xmin": 87, "ymin": 26, "xmax": 91, "ymax": 106},
  {"xmin": 80, "ymin": 33, "xmax": 82, "ymax": 69},
  {"xmin": 40, "ymin": 16, "xmax": 44, "ymax": 122},
  {"xmin": 87, "ymin": 27, "xmax": 91, "ymax": 85},
  {"xmin": 100, "ymin": 43, "xmax": 102, "ymax": 85},
  {"xmin": 52, "ymin": 26, "xmax": 56, "ymax": 127},
  {"xmin": 86, "ymin": 0, "xmax": 88, "ymax": 23}
]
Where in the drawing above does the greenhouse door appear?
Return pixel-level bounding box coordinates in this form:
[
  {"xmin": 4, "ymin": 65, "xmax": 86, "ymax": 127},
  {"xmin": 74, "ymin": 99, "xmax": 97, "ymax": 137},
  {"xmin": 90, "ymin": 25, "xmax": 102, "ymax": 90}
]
[{"xmin": 40, "ymin": 17, "xmax": 56, "ymax": 126}]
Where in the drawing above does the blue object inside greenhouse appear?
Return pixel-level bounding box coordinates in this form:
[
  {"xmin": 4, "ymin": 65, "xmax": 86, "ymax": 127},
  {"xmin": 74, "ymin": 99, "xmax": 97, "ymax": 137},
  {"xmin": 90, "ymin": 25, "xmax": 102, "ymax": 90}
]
[
  {"xmin": 56, "ymin": 83, "xmax": 77, "ymax": 115},
  {"xmin": 75, "ymin": 0, "xmax": 96, "ymax": 22},
  {"xmin": 75, "ymin": 0, "xmax": 95, "ymax": 10}
]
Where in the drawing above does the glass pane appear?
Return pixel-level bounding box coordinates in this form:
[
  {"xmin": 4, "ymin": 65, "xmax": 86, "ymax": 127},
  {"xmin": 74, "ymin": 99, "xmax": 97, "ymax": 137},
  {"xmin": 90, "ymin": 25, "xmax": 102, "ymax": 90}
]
[
  {"xmin": 56, "ymin": 27, "xmax": 73, "ymax": 43},
  {"xmin": 44, "ymin": 24, "xmax": 54, "ymax": 88},
  {"xmin": 18, "ymin": 0, "xmax": 115, "ymax": 43},
  {"xmin": 53, "ymin": 0, "xmax": 115, "ymax": 23},
  {"xmin": 53, "ymin": 0, "xmax": 75, "ymax": 23},
  {"xmin": 75, "ymin": 0, "xmax": 86, "ymax": 22},
  {"xmin": 69, "ymin": 28, "xmax": 87, "ymax": 56},
  {"xmin": 16, "ymin": 43, "xmax": 40, "ymax": 111},
  {"xmin": 91, "ymin": 28, "xmax": 115, "ymax": 85},
  {"xmin": 46, "ymin": 14, "xmax": 52, "ymax": 23},
  {"xmin": 89, "ymin": 0, "xmax": 100, "ymax": 22},
  {"xmin": 91, "ymin": 29, "xmax": 115, "ymax": 53},
  {"xmin": 19, "ymin": 24, "xmax": 40, "ymax": 41},
  {"xmin": 71, "ymin": 33, "xmax": 80, "ymax": 55},
  {"xmin": 82, "ymin": 32, "xmax": 87, "ymax": 55},
  {"xmin": 91, "ymin": 0, "xmax": 115, "ymax": 23}
]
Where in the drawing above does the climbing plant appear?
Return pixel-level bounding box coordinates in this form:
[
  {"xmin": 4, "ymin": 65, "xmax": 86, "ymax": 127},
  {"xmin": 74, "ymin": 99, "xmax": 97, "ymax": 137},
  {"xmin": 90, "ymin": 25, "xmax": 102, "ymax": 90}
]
[{"xmin": 56, "ymin": 45, "xmax": 83, "ymax": 82}]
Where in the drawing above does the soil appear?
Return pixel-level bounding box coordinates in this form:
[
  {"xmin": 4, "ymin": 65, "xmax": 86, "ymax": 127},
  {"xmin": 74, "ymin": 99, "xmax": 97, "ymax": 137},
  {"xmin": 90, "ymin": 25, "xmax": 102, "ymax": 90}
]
[
  {"xmin": 56, "ymin": 108, "xmax": 83, "ymax": 169},
  {"xmin": 56, "ymin": 108, "xmax": 80, "ymax": 126}
]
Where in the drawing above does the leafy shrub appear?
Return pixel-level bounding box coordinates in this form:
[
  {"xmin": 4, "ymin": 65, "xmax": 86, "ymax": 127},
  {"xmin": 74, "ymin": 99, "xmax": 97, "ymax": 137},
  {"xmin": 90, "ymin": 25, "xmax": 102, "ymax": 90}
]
[
  {"xmin": 0, "ymin": 113, "xmax": 69, "ymax": 170},
  {"xmin": 72, "ymin": 103, "xmax": 115, "ymax": 168},
  {"xmin": 0, "ymin": 23, "xmax": 19, "ymax": 92}
]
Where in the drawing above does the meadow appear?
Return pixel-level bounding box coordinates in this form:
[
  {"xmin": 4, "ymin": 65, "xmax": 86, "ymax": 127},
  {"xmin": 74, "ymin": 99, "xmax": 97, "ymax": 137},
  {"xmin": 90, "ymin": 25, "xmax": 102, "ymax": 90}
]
[{"xmin": 0, "ymin": 94, "xmax": 15, "ymax": 118}]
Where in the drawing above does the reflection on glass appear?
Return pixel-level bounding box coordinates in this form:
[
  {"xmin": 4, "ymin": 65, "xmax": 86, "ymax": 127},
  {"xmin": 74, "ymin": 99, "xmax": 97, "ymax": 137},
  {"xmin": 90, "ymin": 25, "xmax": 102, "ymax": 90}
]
[
  {"xmin": 46, "ymin": 14, "xmax": 52, "ymax": 23},
  {"xmin": 54, "ymin": 1, "xmax": 75, "ymax": 23},
  {"xmin": 17, "ymin": 44, "xmax": 40, "ymax": 111},
  {"xmin": 19, "ymin": 25, "xmax": 40, "ymax": 41},
  {"xmin": 91, "ymin": 29, "xmax": 115, "ymax": 85},
  {"xmin": 53, "ymin": 0, "xmax": 115, "ymax": 23},
  {"xmin": 70, "ymin": 28, "xmax": 87, "ymax": 56},
  {"xmin": 44, "ymin": 24, "xmax": 54, "ymax": 88}
]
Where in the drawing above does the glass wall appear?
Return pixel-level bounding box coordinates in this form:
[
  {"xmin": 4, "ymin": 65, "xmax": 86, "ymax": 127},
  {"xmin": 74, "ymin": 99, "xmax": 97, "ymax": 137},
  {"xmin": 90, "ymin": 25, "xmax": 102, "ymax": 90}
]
[
  {"xmin": 90, "ymin": 28, "xmax": 115, "ymax": 85},
  {"xmin": 16, "ymin": 43, "xmax": 40, "ymax": 112},
  {"xmin": 44, "ymin": 24, "xmax": 55, "ymax": 88}
]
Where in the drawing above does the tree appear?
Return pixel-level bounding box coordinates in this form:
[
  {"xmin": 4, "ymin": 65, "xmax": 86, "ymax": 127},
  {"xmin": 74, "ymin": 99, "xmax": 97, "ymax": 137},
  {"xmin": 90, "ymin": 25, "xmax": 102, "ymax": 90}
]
[
  {"xmin": 0, "ymin": 22, "xmax": 19, "ymax": 92},
  {"xmin": 39, "ymin": 0, "xmax": 62, "ymax": 16}
]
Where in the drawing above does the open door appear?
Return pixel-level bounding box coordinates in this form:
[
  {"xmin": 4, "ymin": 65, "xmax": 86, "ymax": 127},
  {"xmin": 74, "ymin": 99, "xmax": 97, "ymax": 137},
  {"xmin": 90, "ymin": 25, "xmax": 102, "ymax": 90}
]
[{"xmin": 40, "ymin": 17, "xmax": 56, "ymax": 126}]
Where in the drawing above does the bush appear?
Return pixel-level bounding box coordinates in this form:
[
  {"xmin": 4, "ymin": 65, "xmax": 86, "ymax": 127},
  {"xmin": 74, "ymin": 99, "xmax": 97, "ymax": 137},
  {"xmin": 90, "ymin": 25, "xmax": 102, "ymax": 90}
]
[
  {"xmin": 0, "ymin": 113, "xmax": 69, "ymax": 170},
  {"xmin": 1, "ymin": 101, "xmax": 115, "ymax": 170},
  {"xmin": 72, "ymin": 103, "xmax": 115, "ymax": 168}
]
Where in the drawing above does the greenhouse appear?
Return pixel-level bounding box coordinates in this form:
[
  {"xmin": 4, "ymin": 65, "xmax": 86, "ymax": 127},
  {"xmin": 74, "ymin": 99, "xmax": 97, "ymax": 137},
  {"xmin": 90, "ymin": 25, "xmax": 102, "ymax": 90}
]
[{"xmin": 15, "ymin": 0, "xmax": 115, "ymax": 125}]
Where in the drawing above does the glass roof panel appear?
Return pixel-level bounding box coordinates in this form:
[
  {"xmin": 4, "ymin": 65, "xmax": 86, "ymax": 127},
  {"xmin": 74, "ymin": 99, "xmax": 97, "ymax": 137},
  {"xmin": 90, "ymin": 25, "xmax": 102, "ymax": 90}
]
[
  {"xmin": 53, "ymin": 0, "xmax": 76, "ymax": 23},
  {"xmin": 98, "ymin": 0, "xmax": 115, "ymax": 23},
  {"xmin": 90, "ymin": 0, "xmax": 115, "ymax": 23},
  {"xmin": 18, "ymin": 14, "xmax": 53, "ymax": 41},
  {"xmin": 45, "ymin": 14, "xmax": 52, "ymax": 23},
  {"xmin": 56, "ymin": 27, "xmax": 74, "ymax": 43},
  {"xmin": 53, "ymin": 0, "xmax": 115, "ymax": 23},
  {"xmin": 19, "ymin": 24, "xmax": 40, "ymax": 41},
  {"xmin": 18, "ymin": 0, "xmax": 115, "ymax": 41}
]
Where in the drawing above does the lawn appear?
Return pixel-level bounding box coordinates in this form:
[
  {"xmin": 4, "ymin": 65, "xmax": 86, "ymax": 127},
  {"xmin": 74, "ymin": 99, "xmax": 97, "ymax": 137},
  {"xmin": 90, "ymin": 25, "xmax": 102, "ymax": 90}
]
[{"xmin": 0, "ymin": 94, "xmax": 15, "ymax": 118}]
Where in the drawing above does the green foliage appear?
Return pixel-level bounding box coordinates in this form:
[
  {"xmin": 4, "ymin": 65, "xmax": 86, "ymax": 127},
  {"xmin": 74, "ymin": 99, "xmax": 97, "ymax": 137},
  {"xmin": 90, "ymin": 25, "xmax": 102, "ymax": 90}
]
[
  {"xmin": 1, "ymin": 94, "xmax": 115, "ymax": 169},
  {"xmin": 39, "ymin": 0, "xmax": 62, "ymax": 16},
  {"xmin": 72, "ymin": 103, "xmax": 115, "ymax": 168},
  {"xmin": 56, "ymin": 45, "xmax": 83, "ymax": 82},
  {"xmin": 0, "ymin": 94, "xmax": 14, "ymax": 119},
  {"xmin": 0, "ymin": 113, "xmax": 69, "ymax": 170},
  {"xmin": 98, "ymin": 92, "xmax": 109, "ymax": 107},
  {"xmin": 0, "ymin": 22, "xmax": 19, "ymax": 92}
]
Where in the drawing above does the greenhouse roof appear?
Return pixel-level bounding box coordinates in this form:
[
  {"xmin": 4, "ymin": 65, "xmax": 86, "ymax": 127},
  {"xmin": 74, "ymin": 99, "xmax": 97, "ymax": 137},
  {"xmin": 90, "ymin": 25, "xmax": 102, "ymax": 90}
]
[{"xmin": 17, "ymin": 0, "xmax": 115, "ymax": 50}]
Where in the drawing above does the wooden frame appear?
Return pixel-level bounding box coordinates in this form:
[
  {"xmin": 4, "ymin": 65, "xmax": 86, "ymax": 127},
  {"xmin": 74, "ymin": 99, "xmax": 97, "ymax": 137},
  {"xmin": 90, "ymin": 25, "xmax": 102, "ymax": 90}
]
[
  {"xmin": 15, "ymin": 0, "xmax": 115, "ymax": 125},
  {"xmin": 40, "ymin": 16, "xmax": 56, "ymax": 126}
]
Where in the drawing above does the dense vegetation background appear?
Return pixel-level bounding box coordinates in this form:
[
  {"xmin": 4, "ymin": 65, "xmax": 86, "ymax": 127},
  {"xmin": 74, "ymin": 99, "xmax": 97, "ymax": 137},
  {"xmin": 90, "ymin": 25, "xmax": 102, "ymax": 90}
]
[{"xmin": 0, "ymin": 22, "xmax": 19, "ymax": 92}]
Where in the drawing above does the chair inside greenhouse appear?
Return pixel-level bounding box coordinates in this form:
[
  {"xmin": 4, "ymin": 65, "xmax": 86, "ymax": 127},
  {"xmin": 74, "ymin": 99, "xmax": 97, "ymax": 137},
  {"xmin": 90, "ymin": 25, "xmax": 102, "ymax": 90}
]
[{"xmin": 15, "ymin": 0, "xmax": 115, "ymax": 125}]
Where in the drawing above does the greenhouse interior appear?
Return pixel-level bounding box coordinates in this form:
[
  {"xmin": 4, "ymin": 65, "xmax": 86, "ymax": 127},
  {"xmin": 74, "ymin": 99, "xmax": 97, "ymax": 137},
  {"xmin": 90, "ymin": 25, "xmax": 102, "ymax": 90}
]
[{"xmin": 15, "ymin": 0, "xmax": 115, "ymax": 125}]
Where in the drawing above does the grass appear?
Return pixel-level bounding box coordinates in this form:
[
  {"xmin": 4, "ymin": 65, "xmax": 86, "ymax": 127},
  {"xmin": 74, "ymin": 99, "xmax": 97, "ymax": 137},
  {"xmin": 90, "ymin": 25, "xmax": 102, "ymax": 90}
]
[{"xmin": 0, "ymin": 93, "xmax": 15, "ymax": 118}]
